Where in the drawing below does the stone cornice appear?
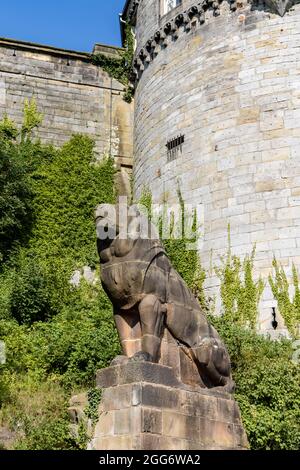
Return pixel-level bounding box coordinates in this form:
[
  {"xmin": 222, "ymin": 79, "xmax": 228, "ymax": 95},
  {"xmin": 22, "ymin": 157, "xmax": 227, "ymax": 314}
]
[
  {"xmin": 0, "ymin": 37, "xmax": 122, "ymax": 62},
  {"xmin": 122, "ymin": 0, "xmax": 300, "ymax": 24},
  {"xmin": 122, "ymin": 0, "xmax": 140, "ymax": 24},
  {"xmin": 131, "ymin": 0, "xmax": 300, "ymax": 83}
]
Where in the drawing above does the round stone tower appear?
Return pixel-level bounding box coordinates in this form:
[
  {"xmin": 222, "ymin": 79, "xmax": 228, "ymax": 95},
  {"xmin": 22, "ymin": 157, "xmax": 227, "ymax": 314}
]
[{"xmin": 122, "ymin": 0, "xmax": 300, "ymax": 334}]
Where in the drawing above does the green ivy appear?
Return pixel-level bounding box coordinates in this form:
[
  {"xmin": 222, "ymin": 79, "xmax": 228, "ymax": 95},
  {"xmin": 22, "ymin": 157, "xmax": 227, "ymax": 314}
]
[
  {"xmin": 0, "ymin": 108, "xmax": 120, "ymax": 449},
  {"xmin": 269, "ymin": 259, "xmax": 300, "ymax": 338},
  {"xmin": 71, "ymin": 388, "xmax": 102, "ymax": 449},
  {"xmin": 215, "ymin": 227, "xmax": 264, "ymax": 329},
  {"xmin": 138, "ymin": 187, "xmax": 207, "ymax": 309},
  {"xmin": 91, "ymin": 23, "xmax": 134, "ymax": 103},
  {"xmin": 85, "ymin": 388, "xmax": 102, "ymax": 425},
  {"xmin": 211, "ymin": 316, "xmax": 300, "ymax": 450},
  {"xmin": 30, "ymin": 135, "xmax": 116, "ymax": 266},
  {"xmin": 21, "ymin": 98, "xmax": 43, "ymax": 141}
]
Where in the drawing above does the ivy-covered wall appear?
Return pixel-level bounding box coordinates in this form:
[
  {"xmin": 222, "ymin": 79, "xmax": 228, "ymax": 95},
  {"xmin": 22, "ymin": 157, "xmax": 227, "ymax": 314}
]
[
  {"xmin": 0, "ymin": 106, "xmax": 120, "ymax": 449},
  {"xmin": 0, "ymin": 37, "xmax": 134, "ymax": 196}
]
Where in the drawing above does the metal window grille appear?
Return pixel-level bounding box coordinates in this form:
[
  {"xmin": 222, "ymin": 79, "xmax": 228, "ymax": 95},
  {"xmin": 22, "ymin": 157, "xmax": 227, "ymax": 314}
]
[{"xmin": 166, "ymin": 134, "xmax": 184, "ymax": 162}]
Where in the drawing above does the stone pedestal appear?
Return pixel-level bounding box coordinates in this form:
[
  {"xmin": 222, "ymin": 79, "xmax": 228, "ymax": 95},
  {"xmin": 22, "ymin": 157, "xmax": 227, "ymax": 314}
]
[{"xmin": 89, "ymin": 362, "xmax": 248, "ymax": 450}]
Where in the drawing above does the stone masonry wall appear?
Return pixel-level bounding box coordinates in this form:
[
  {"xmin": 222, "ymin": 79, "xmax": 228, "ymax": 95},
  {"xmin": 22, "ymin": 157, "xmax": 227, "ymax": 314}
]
[
  {"xmin": 91, "ymin": 362, "xmax": 248, "ymax": 450},
  {"xmin": 0, "ymin": 38, "xmax": 133, "ymax": 194},
  {"xmin": 133, "ymin": 2, "xmax": 300, "ymax": 334}
]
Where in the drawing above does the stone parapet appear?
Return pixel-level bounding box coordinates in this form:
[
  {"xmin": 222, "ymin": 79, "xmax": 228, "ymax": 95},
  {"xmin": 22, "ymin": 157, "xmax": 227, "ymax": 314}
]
[{"xmin": 123, "ymin": 1, "xmax": 300, "ymax": 83}]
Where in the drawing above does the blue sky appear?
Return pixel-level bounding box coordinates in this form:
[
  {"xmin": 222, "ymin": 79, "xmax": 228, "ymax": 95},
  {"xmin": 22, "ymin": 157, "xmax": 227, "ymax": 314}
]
[{"xmin": 0, "ymin": 1, "xmax": 125, "ymax": 51}]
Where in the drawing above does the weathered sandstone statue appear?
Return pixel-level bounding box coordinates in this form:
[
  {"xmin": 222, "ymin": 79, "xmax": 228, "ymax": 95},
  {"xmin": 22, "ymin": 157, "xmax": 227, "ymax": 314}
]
[{"xmin": 95, "ymin": 203, "xmax": 233, "ymax": 392}]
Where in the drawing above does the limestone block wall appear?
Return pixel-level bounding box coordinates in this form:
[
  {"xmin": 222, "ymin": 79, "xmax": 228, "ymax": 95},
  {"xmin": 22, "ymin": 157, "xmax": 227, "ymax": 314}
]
[
  {"xmin": 0, "ymin": 38, "xmax": 133, "ymax": 194},
  {"xmin": 131, "ymin": 1, "xmax": 300, "ymax": 333}
]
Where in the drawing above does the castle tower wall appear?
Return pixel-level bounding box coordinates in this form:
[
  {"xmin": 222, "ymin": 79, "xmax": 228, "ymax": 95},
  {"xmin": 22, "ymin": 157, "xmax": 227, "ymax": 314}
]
[{"xmin": 129, "ymin": 1, "xmax": 300, "ymax": 333}]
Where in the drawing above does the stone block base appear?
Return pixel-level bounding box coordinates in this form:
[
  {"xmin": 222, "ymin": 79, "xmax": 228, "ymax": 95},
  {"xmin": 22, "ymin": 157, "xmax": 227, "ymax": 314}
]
[{"xmin": 89, "ymin": 362, "xmax": 248, "ymax": 450}]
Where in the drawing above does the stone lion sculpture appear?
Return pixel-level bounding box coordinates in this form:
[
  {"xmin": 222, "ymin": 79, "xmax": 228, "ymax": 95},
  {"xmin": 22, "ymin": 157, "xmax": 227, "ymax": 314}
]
[{"xmin": 95, "ymin": 203, "xmax": 233, "ymax": 391}]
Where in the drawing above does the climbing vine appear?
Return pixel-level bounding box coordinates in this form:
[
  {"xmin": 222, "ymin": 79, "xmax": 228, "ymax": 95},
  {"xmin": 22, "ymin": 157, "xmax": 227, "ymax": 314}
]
[
  {"xmin": 269, "ymin": 259, "xmax": 300, "ymax": 338},
  {"xmin": 74, "ymin": 387, "xmax": 103, "ymax": 450},
  {"xmin": 21, "ymin": 98, "xmax": 43, "ymax": 141},
  {"xmin": 91, "ymin": 23, "xmax": 135, "ymax": 103},
  {"xmin": 215, "ymin": 226, "xmax": 264, "ymax": 329},
  {"xmin": 138, "ymin": 187, "xmax": 207, "ymax": 309},
  {"xmin": 85, "ymin": 388, "xmax": 102, "ymax": 425}
]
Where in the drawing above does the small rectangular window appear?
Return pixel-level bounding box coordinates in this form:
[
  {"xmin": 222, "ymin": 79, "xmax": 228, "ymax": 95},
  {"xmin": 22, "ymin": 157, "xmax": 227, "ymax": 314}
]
[
  {"xmin": 163, "ymin": 0, "xmax": 182, "ymax": 15},
  {"xmin": 166, "ymin": 134, "xmax": 185, "ymax": 162}
]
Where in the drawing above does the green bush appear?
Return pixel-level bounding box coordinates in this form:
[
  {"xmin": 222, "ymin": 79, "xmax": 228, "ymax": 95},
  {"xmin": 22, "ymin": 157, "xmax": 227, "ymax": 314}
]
[
  {"xmin": 1, "ymin": 377, "xmax": 76, "ymax": 450},
  {"xmin": 0, "ymin": 99, "xmax": 51, "ymax": 262},
  {"xmin": 10, "ymin": 254, "xmax": 60, "ymax": 324},
  {"xmin": 0, "ymin": 373, "xmax": 10, "ymax": 407},
  {"xmin": 0, "ymin": 108, "xmax": 118, "ymax": 448},
  {"xmin": 0, "ymin": 137, "xmax": 33, "ymax": 261},
  {"xmin": 210, "ymin": 316, "xmax": 300, "ymax": 450}
]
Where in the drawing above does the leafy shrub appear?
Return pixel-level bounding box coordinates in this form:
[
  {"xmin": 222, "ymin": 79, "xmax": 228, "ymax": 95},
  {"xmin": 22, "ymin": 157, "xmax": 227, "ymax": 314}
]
[
  {"xmin": 10, "ymin": 254, "xmax": 60, "ymax": 324},
  {"xmin": 0, "ymin": 114, "xmax": 18, "ymax": 140},
  {"xmin": 210, "ymin": 316, "xmax": 300, "ymax": 450},
  {"xmin": 0, "ymin": 109, "xmax": 117, "ymax": 448},
  {"xmin": 1, "ymin": 377, "xmax": 76, "ymax": 450},
  {"xmin": 0, "ymin": 373, "xmax": 10, "ymax": 407},
  {"xmin": 0, "ymin": 138, "xmax": 33, "ymax": 261},
  {"xmin": 0, "ymin": 98, "xmax": 51, "ymax": 262},
  {"xmin": 21, "ymin": 98, "xmax": 43, "ymax": 141}
]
